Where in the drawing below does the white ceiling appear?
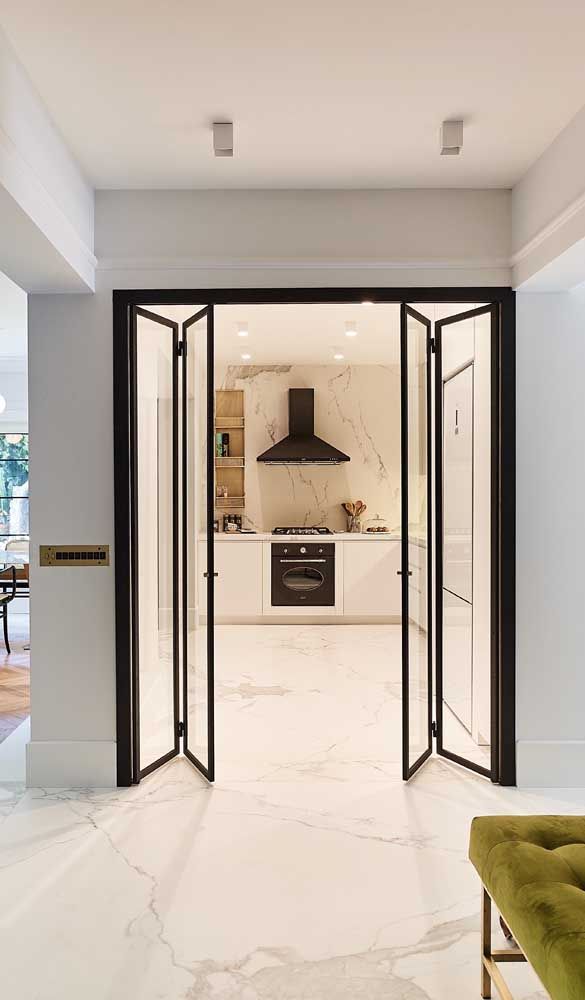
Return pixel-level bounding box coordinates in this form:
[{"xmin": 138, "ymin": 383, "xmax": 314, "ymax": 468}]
[
  {"xmin": 153, "ymin": 301, "xmax": 479, "ymax": 365},
  {"xmin": 2, "ymin": 2, "xmax": 585, "ymax": 189},
  {"xmin": 153, "ymin": 303, "xmax": 401, "ymax": 364},
  {"xmin": 215, "ymin": 303, "xmax": 401, "ymax": 365}
]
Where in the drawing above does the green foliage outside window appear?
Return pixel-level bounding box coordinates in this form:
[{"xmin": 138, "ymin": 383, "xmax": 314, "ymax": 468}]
[{"xmin": 0, "ymin": 434, "xmax": 29, "ymax": 535}]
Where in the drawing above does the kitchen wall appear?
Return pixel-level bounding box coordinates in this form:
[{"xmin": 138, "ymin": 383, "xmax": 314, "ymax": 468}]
[{"xmin": 216, "ymin": 363, "xmax": 401, "ymax": 532}]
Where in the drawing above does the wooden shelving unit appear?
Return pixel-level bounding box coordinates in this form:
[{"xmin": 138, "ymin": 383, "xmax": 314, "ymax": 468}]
[{"xmin": 215, "ymin": 390, "xmax": 245, "ymax": 513}]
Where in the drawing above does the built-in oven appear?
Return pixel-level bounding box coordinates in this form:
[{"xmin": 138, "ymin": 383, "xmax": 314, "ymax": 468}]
[{"xmin": 271, "ymin": 542, "xmax": 335, "ymax": 607}]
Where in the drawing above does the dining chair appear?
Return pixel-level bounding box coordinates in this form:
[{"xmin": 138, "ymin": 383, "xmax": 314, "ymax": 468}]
[
  {"xmin": 5, "ymin": 538, "xmax": 29, "ymax": 598},
  {"xmin": 0, "ymin": 566, "xmax": 17, "ymax": 654}
]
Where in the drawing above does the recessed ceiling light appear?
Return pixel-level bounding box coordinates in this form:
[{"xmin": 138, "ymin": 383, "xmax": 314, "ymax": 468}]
[
  {"xmin": 345, "ymin": 321, "xmax": 358, "ymax": 338},
  {"xmin": 241, "ymin": 352, "xmax": 251, "ymax": 361},
  {"xmin": 237, "ymin": 323, "xmax": 248, "ymax": 337},
  {"xmin": 333, "ymin": 352, "xmax": 344, "ymax": 361}
]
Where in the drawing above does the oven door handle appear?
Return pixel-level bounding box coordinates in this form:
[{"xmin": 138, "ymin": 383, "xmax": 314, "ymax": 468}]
[{"xmin": 278, "ymin": 558, "xmax": 327, "ymax": 564}]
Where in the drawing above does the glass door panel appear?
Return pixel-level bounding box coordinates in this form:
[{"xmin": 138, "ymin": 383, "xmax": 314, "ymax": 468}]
[
  {"xmin": 401, "ymin": 305, "xmax": 433, "ymax": 780},
  {"xmin": 134, "ymin": 307, "xmax": 180, "ymax": 778},
  {"xmin": 182, "ymin": 308, "xmax": 215, "ymax": 781},
  {"xmin": 435, "ymin": 305, "xmax": 497, "ymax": 779}
]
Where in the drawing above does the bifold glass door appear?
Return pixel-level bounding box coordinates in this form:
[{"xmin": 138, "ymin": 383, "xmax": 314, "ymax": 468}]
[
  {"xmin": 132, "ymin": 305, "xmax": 215, "ymax": 783},
  {"xmin": 133, "ymin": 308, "xmax": 180, "ymax": 779},
  {"xmin": 401, "ymin": 302, "xmax": 499, "ymax": 783},
  {"xmin": 400, "ymin": 305, "xmax": 433, "ymax": 779},
  {"xmin": 182, "ymin": 309, "xmax": 215, "ymax": 780},
  {"xmin": 434, "ymin": 305, "xmax": 497, "ymax": 779}
]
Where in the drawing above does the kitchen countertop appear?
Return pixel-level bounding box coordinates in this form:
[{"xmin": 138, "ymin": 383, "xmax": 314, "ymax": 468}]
[{"xmin": 212, "ymin": 531, "xmax": 401, "ymax": 541}]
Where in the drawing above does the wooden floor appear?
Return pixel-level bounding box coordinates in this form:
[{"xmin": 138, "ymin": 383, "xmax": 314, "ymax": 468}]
[{"xmin": 0, "ymin": 614, "xmax": 30, "ymax": 743}]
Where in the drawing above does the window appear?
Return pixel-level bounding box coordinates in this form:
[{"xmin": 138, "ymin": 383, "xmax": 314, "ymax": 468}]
[{"xmin": 0, "ymin": 433, "xmax": 29, "ymax": 543}]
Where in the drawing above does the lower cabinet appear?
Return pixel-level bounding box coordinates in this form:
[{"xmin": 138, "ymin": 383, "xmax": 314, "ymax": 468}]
[
  {"xmin": 443, "ymin": 589, "xmax": 472, "ymax": 731},
  {"xmin": 198, "ymin": 541, "xmax": 263, "ymax": 617},
  {"xmin": 343, "ymin": 541, "xmax": 401, "ymax": 616},
  {"xmin": 201, "ymin": 538, "xmax": 404, "ymax": 620},
  {"xmin": 408, "ymin": 539, "xmax": 428, "ymax": 631}
]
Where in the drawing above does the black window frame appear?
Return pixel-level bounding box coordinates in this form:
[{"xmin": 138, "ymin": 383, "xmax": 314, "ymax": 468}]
[{"xmin": 0, "ymin": 432, "xmax": 29, "ymax": 540}]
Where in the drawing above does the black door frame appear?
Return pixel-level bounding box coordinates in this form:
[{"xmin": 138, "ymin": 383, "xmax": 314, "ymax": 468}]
[
  {"xmin": 181, "ymin": 307, "xmax": 216, "ymax": 781},
  {"xmin": 434, "ymin": 304, "xmax": 500, "ymax": 779},
  {"xmin": 400, "ymin": 305, "xmax": 434, "ymax": 780},
  {"xmin": 113, "ymin": 286, "xmax": 516, "ymax": 787},
  {"xmin": 127, "ymin": 307, "xmax": 181, "ymax": 781}
]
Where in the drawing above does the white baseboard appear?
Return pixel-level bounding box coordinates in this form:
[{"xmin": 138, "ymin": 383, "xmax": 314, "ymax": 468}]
[
  {"xmin": 516, "ymin": 740, "xmax": 585, "ymax": 787},
  {"xmin": 26, "ymin": 739, "xmax": 117, "ymax": 787}
]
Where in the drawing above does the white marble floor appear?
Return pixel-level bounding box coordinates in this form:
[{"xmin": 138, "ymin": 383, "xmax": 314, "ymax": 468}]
[{"xmin": 1, "ymin": 624, "xmax": 582, "ymax": 999}]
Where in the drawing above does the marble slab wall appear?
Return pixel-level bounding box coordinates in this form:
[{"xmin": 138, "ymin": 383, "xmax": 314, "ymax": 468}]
[{"xmin": 216, "ymin": 364, "xmax": 401, "ymax": 531}]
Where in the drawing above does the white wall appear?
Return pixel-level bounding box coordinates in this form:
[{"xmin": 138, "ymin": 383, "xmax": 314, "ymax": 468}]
[
  {"xmin": 27, "ymin": 188, "xmax": 512, "ymax": 785},
  {"xmin": 0, "ymin": 28, "xmax": 95, "ymax": 291},
  {"xmin": 512, "ymin": 105, "xmax": 585, "ymax": 288},
  {"xmin": 27, "ymin": 289, "xmax": 115, "ymax": 786},
  {"xmin": 516, "ymin": 288, "xmax": 585, "ymax": 785},
  {"xmin": 95, "ymin": 188, "xmax": 511, "ymax": 287}
]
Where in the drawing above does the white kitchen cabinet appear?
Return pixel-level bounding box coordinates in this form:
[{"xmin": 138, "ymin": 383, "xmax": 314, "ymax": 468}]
[
  {"xmin": 198, "ymin": 540, "xmax": 263, "ymax": 618},
  {"xmin": 443, "ymin": 589, "xmax": 472, "ymax": 731},
  {"xmin": 408, "ymin": 539, "xmax": 428, "ymax": 631},
  {"xmin": 343, "ymin": 540, "xmax": 401, "ymax": 616}
]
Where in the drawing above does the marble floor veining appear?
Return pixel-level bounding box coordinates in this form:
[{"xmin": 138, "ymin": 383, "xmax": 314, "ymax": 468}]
[{"xmin": 0, "ymin": 624, "xmax": 581, "ymax": 999}]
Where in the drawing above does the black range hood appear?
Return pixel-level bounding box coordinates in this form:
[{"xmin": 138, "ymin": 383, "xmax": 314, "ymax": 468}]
[{"xmin": 257, "ymin": 388, "xmax": 350, "ymax": 466}]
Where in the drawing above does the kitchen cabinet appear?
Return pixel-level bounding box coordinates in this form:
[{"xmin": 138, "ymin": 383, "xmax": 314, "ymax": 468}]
[
  {"xmin": 408, "ymin": 539, "xmax": 428, "ymax": 630},
  {"xmin": 343, "ymin": 540, "xmax": 401, "ymax": 616},
  {"xmin": 443, "ymin": 589, "xmax": 472, "ymax": 731},
  {"xmin": 198, "ymin": 540, "xmax": 263, "ymax": 617}
]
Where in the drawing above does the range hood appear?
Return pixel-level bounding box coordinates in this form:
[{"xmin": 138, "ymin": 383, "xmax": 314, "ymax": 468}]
[{"xmin": 257, "ymin": 388, "xmax": 350, "ymax": 466}]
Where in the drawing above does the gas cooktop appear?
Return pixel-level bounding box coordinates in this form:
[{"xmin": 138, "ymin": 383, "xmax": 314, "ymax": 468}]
[{"xmin": 272, "ymin": 526, "xmax": 333, "ymax": 536}]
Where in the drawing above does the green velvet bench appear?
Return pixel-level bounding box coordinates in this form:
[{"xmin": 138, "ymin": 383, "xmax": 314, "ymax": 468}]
[{"xmin": 469, "ymin": 816, "xmax": 585, "ymax": 1000}]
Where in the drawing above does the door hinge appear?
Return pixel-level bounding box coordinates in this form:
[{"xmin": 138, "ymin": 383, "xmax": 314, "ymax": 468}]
[
  {"xmin": 177, "ymin": 721, "xmax": 185, "ymax": 738},
  {"xmin": 430, "ymin": 337, "xmax": 436, "ymax": 354},
  {"xmin": 177, "ymin": 340, "xmax": 186, "ymax": 357},
  {"xmin": 431, "ymin": 720, "xmax": 438, "ymax": 738}
]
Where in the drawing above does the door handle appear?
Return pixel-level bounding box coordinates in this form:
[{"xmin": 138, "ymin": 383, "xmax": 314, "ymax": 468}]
[
  {"xmin": 397, "ymin": 570, "xmax": 413, "ymax": 576},
  {"xmin": 279, "ymin": 558, "xmax": 326, "ymax": 564},
  {"xmin": 203, "ymin": 571, "xmax": 219, "ymax": 578}
]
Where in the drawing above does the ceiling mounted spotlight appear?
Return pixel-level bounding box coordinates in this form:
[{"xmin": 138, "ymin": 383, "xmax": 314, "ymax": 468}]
[
  {"xmin": 213, "ymin": 121, "xmax": 233, "ymax": 157},
  {"xmin": 345, "ymin": 321, "xmax": 358, "ymax": 338},
  {"xmin": 236, "ymin": 322, "xmax": 248, "ymax": 337},
  {"xmin": 440, "ymin": 120, "xmax": 463, "ymax": 156}
]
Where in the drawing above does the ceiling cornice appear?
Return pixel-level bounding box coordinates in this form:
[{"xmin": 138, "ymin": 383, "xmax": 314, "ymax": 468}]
[{"xmin": 96, "ymin": 255, "xmax": 510, "ymax": 272}]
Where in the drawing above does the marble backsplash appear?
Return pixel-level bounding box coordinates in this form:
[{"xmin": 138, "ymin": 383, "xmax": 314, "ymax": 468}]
[{"xmin": 216, "ymin": 364, "xmax": 401, "ymax": 532}]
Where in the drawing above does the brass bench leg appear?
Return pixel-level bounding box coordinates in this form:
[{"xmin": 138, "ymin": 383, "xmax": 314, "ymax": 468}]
[
  {"xmin": 482, "ymin": 885, "xmax": 492, "ymax": 999},
  {"xmin": 480, "ymin": 883, "xmax": 525, "ymax": 1000}
]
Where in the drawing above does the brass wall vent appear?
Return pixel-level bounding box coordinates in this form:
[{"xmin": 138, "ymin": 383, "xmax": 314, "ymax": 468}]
[{"xmin": 40, "ymin": 545, "xmax": 110, "ymax": 567}]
